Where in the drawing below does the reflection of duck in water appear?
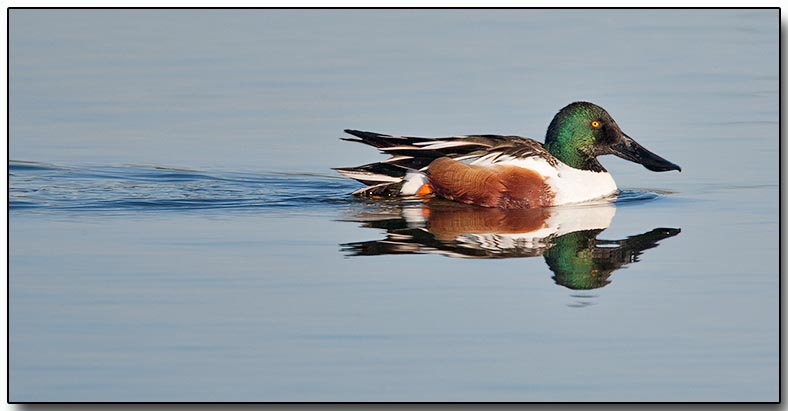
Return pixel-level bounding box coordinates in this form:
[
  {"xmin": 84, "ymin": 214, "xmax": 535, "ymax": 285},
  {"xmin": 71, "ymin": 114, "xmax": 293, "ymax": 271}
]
[{"xmin": 342, "ymin": 200, "xmax": 680, "ymax": 290}]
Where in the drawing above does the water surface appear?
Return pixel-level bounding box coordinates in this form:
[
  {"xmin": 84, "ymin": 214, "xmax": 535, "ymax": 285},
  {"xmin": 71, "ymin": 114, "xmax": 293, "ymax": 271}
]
[{"xmin": 9, "ymin": 9, "xmax": 778, "ymax": 402}]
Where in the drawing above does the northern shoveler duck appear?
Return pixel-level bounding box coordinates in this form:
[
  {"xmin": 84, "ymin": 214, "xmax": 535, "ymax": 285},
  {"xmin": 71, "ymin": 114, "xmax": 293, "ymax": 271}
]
[{"xmin": 335, "ymin": 101, "xmax": 681, "ymax": 208}]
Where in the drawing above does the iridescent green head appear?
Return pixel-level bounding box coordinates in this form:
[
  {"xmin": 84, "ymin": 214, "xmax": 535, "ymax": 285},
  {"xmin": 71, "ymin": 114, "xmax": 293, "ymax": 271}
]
[{"xmin": 544, "ymin": 102, "xmax": 681, "ymax": 173}]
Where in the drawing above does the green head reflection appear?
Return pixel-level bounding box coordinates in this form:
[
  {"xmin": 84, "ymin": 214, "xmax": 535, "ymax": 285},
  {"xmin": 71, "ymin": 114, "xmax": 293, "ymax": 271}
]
[{"xmin": 543, "ymin": 228, "xmax": 681, "ymax": 290}]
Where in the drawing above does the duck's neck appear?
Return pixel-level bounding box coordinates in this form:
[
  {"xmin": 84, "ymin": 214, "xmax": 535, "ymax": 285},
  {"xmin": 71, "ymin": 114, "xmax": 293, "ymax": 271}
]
[{"xmin": 544, "ymin": 142, "xmax": 607, "ymax": 173}]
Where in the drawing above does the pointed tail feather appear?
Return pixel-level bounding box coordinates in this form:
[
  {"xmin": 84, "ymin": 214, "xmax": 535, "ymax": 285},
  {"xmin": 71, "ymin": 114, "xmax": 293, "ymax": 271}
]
[
  {"xmin": 333, "ymin": 162, "xmax": 408, "ymax": 184},
  {"xmin": 342, "ymin": 129, "xmax": 433, "ymax": 148}
]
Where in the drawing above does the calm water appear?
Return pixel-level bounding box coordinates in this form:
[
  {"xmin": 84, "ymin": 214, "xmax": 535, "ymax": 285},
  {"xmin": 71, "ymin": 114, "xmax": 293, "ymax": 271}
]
[{"xmin": 9, "ymin": 9, "xmax": 778, "ymax": 402}]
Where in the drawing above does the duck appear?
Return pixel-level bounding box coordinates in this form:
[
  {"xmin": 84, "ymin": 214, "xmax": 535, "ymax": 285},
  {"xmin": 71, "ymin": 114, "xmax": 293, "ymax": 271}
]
[{"xmin": 335, "ymin": 101, "xmax": 681, "ymax": 208}]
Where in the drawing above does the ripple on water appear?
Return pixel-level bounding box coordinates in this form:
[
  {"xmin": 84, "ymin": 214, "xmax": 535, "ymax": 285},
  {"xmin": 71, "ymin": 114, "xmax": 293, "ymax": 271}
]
[
  {"xmin": 9, "ymin": 161, "xmax": 358, "ymax": 212},
  {"xmin": 614, "ymin": 189, "xmax": 665, "ymax": 205}
]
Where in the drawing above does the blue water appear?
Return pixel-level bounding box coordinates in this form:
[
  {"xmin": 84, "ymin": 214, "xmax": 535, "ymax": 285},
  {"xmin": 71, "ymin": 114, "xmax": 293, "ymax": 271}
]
[{"xmin": 9, "ymin": 9, "xmax": 778, "ymax": 402}]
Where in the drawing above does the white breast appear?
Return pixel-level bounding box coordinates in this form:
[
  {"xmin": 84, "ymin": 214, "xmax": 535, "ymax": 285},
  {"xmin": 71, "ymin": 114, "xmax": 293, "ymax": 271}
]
[{"xmin": 548, "ymin": 163, "xmax": 618, "ymax": 205}]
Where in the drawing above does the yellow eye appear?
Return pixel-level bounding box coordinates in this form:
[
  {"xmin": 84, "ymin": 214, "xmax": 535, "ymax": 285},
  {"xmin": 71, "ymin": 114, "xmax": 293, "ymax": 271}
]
[{"xmin": 591, "ymin": 120, "xmax": 601, "ymax": 128}]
